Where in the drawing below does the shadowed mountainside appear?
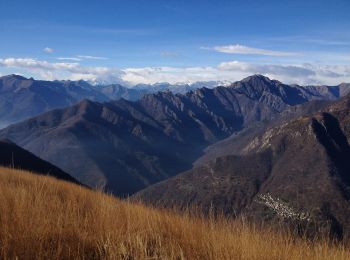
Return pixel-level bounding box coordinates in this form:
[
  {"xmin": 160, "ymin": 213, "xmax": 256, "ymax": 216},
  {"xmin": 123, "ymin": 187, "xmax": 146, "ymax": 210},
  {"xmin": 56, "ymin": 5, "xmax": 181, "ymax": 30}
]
[
  {"xmin": 0, "ymin": 75, "xmax": 348, "ymax": 196},
  {"xmin": 0, "ymin": 74, "xmax": 245, "ymax": 127},
  {"xmin": 0, "ymin": 139, "xmax": 79, "ymax": 184},
  {"xmin": 194, "ymin": 99, "xmax": 332, "ymax": 166},
  {"xmin": 0, "ymin": 75, "xmax": 108, "ymax": 126},
  {"xmin": 0, "ymin": 74, "xmax": 157, "ymax": 127},
  {"xmin": 134, "ymin": 93, "xmax": 350, "ymax": 239}
]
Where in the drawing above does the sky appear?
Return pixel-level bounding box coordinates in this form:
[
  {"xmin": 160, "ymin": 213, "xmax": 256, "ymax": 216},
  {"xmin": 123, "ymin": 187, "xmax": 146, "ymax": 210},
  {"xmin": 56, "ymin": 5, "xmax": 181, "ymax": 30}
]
[{"xmin": 0, "ymin": 0, "xmax": 350, "ymax": 85}]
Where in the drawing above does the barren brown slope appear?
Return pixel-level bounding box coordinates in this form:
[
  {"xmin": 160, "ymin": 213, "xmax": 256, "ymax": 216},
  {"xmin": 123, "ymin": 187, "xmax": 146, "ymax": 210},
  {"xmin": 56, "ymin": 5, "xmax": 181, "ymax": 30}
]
[
  {"xmin": 134, "ymin": 94, "xmax": 350, "ymax": 239},
  {"xmin": 0, "ymin": 167, "xmax": 349, "ymax": 259}
]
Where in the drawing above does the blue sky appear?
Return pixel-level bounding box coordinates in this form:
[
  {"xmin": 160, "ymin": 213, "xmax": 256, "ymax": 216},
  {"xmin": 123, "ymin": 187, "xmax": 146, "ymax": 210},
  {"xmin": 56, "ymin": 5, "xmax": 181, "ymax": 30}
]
[{"xmin": 0, "ymin": 0, "xmax": 350, "ymax": 85}]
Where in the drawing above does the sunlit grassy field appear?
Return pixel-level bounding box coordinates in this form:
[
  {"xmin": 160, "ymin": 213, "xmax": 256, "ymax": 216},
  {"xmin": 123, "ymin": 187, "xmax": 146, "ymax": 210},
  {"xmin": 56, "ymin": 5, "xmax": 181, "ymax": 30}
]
[{"xmin": 0, "ymin": 166, "xmax": 349, "ymax": 259}]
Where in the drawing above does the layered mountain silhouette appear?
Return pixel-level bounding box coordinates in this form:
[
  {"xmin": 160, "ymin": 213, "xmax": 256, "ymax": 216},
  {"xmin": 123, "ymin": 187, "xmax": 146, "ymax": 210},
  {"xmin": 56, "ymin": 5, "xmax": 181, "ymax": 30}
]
[
  {"xmin": 135, "ymin": 93, "xmax": 350, "ymax": 239},
  {"xmin": 0, "ymin": 75, "xmax": 346, "ymax": 196},
  {"xmin": 0, "ymin": 75, "xmax": 236, "ymax": 127},
  {"xmin": 0, "ymin": 75, "xmax": 147, "ymax": 126},
  {"xmin": 0, "ymin": 139, "xmax": 79, "ymax": 184}
]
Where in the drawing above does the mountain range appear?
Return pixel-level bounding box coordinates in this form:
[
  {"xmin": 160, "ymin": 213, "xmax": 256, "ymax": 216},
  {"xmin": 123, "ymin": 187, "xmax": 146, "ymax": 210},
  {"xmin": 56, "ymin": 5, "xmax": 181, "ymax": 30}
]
[
  {"xmin": 135, "ymin": 92, "xmax": 350, "ymax": 239},
  {"xmin": 1, "ymin": 75, "xmax": 348, "ymax": 196},
  {"xmin": 0, "ymin": 74, "xmax": 232, "ymax": 127}
]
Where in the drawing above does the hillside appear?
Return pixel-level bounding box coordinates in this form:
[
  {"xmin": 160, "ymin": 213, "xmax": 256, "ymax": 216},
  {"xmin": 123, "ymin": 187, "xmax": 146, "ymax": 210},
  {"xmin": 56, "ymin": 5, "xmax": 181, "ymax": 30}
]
[
  {"xmin": 0, "ymin": 139, "xmax": 79, "ymax": 184},
  {"xmin": 194, "ymin": 99, "xmax": 331, "ymax": 166},
  {"xmin": 0, "ymin": 75, "xmax": 152, "ymax": 127},
  {"xmin": 0, "ymin": 75, "xmax": 343, "ymax": 196},
  {"xmin": 0, "ymin": 74, "xmax": 244, "ymax": 127},
  {"xmin": 0, "ymin": 167, "xmax": 349, "ymax": 259},
  {"xmin": 0, "ymin": 75, "xmax": 107, "ymax": 126},
  {"xmin": 135, "ymin": 93, "xmax": 350, "ymax": 239}
]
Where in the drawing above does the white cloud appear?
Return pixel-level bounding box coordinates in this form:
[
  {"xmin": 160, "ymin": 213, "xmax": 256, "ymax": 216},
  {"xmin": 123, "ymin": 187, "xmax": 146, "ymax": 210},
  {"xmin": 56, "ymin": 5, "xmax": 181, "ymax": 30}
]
[
  {"xmin": 123, "ymin": 62, "xmax": 350, "ymax": 85},
  {"xmin": 217, "ymin": 61, "xmax": 350, "ymax": 85},
  {"xmin": 1, "ymin": 57, "xmax": 350, "ymax": 86},
  {"xmin": 123, "ymin": 66, "xmax": 224, "ymax": 84},
  {"xmin": 57, "ymin": 57, "xmax": 82, "ymax": 61},
  {"xmin": 0, "ymin": 58, "xmax": 124, "ymax": 84},
  {"xmin": 218, "ymin": 61, "xmax": 315, "ymax": 77},
  {"xmin": 43, "ymin": 47, "xmax": 54, "ymax": 54},
  {"xmin": 204, "ymin": 44, "xmax": 298, "ymax": 56},
  {"xmin": 76, "ymin": 55, "xmax": 108, "ymax": 60},
  {"xmin": 57, "ymin": 55, "xmax": 108, "ymax": 61}
]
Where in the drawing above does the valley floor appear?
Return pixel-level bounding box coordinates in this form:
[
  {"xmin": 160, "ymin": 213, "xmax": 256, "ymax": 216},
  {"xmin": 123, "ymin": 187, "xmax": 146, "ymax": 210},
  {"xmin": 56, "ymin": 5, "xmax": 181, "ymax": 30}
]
[{"xmin": 0, "ymin": 167, "xmax": 349, "ymax": 259}]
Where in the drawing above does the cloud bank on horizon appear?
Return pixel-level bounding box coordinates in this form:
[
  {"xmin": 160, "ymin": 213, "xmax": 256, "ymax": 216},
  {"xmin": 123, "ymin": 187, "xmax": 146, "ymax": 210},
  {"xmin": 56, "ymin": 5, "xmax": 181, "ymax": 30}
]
[{"xmin": 0, "ymin": 53, "xmax": 350, "ymax": 86}]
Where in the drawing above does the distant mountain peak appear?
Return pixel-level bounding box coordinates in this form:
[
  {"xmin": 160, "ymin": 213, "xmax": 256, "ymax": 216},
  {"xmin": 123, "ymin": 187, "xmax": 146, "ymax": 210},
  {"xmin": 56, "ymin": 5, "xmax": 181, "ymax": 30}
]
[
  {"xmin": 242, "ymin": 74, "xmax": 272, "ymax": 81},
  {"xmin": 1, "ymin": 74, "xmax": 29, "ymax": 81},
  {"xmin": 240, "ymin": 74, "xmax": 284, "ymax": 86}
]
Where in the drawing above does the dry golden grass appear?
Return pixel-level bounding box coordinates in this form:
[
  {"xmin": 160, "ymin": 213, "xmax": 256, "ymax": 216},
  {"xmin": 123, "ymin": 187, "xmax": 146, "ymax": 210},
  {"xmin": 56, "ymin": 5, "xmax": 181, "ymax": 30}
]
[{"xmin": 0, "ymin": 166, "xmax": 349, "ymax": 260}]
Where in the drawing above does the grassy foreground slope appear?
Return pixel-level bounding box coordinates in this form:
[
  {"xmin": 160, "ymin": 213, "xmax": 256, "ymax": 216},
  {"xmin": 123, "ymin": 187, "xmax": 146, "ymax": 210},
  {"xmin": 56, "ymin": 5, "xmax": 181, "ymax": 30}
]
[{"xmin": 0, "ymin": 167, "xmax": 349, "ymax": 260}]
